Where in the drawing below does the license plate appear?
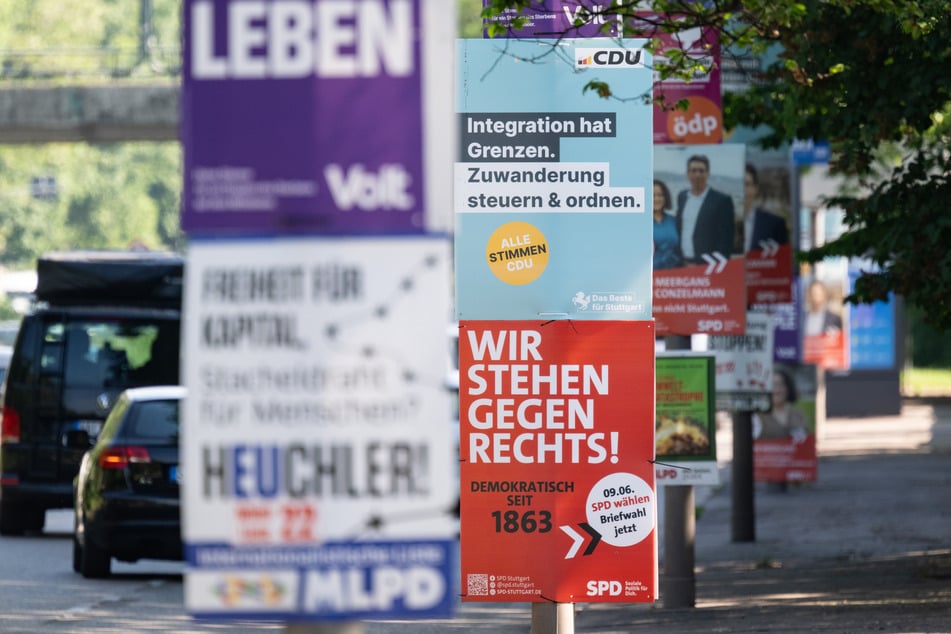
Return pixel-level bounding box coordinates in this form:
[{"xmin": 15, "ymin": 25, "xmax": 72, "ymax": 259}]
[
  {"xmin": 72, "ymin": 420, "xmax": 103, "ymax": 442},
  {"xmin": 169, "ymin": 465, "xmax": 181, "ymax": 484}
]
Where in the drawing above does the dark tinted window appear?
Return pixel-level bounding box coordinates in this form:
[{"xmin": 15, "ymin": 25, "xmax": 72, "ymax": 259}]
[
  {"xmin": 125, "ymin": 399, "xmax": 179, "ymax": 443},
  {"xmin": 62, "ymin": 319, "xmax": 179, "ymax": 389},
  {"xmin": 9, "ymin": 315, "xmax": 46, "ymax": 383}
]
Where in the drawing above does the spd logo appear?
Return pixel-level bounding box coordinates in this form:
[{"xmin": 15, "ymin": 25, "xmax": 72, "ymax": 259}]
[
  {"xmin": 575, "ymin": 48, "xmax": 645, "ymax": 70},
  {"xmin": 586, "ymin": 580, "xmax": 623, "ymax": 596}
]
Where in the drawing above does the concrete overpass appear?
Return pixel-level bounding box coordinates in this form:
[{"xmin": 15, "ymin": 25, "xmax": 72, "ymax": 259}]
[{"xmin": 0, "ymin": 83, "xmax": 179, "ymax": 143}]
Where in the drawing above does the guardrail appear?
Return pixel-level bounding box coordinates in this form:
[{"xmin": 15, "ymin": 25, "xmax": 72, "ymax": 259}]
[{"xmin": 0, "ymin": 46, "xmax": 180, "ymax": 81}]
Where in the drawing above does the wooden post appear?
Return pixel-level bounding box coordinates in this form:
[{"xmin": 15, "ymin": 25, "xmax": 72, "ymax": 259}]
[{"xmin": 531, "ymin": 602, "xmax": 575, "ymax": 633}]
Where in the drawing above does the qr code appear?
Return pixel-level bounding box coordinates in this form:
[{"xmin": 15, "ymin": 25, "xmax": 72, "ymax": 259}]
[{"xmin": 467, "ymin": 574, "xmax": 489, "ymax": 596}]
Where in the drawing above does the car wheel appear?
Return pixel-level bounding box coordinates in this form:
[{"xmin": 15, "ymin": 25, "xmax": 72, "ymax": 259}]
[
  {"xmin": 72, "ymin": 534, "xmax": 83, "ymax": 574},
  {"xmin": 0, "ymin": 498, "xmax": 25, "ymax": 536},
  {"xmin": 78, "ymin": 515, "xmax": 111, "ymax": 578}
]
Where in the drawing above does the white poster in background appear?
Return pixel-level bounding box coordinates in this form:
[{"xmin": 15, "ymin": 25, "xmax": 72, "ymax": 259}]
[
  {"xmin": 181, "ymin": 236, "xmax": 457, "ymax": 620},
  {"xmin": 710, "ymin": 310, "xmax": 774, "ymax": 411}
]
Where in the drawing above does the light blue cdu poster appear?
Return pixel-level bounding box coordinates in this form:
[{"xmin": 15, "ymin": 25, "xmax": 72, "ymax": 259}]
[{"xmin": 455, "ymin": 39, "xmax": 654, "ymax": 320}]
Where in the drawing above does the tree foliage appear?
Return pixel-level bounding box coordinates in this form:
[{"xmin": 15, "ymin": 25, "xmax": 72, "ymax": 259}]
[
  {"xmin": 0, "ymin": 143, "xmax": 184, "ymax": 269},
  {"xmin": 0, "ymin": 0, "xmax": 184, "ymax": 276},
  {"xmin": 0, "ymin": 0, "xmax": 180, "ymax": 80},
  {"xmin": 482, "ymin": 1, "xmax": 951, "ymax": 330}
]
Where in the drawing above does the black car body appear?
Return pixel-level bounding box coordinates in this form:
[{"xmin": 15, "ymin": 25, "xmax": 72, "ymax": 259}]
[
  {"xmin": 0, "ymin": 251, "xmax": 182, "ymax": 535},
  {"xmin": 73, "ymin": 385, "xmax": 184, "ymax": 578}
]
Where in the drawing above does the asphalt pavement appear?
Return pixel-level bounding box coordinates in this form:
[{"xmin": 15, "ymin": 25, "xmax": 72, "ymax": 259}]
[{"xmin": 362, "ymin": 396, "xmax": 951, "ymax": 633}]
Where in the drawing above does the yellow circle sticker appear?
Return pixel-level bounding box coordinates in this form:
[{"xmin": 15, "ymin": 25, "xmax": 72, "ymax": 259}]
[{"xmin": 485, "ymin": 221, "xmax": 550, "ymax": 285}]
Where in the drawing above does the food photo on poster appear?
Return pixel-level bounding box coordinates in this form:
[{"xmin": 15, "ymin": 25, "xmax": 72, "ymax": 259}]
[
  {"xmin": 654, "ymin": 354, "xmax": 719, "ymax": 486},
  {"xmin": 458, "ymin": 320, "xmax": 657, "ymax": 604}
]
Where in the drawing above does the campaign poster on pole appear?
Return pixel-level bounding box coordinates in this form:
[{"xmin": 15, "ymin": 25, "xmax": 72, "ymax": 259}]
[
  {"xmin": 650, "ymin": 23, "xmax": 722, "ymax": 145},
  {"xmin": 847, "ymin": 260, "xmax": 896, "ymax": 370},
  {"xmin": 181, "ymin": 0, "xmax": 454, "ymax": 235},
  {"xmin": 458, "ymin": 320, "xmax": 657, "ymax": 603},
  {"xmin": 801, "ymin": 273, "xmax": 849, "ymax": 370},
  {"xmin": 709, "ymin": 311, "xmax": 774, "ymax": 411},
  {"xmin": 455, "ymin": 38, "xmax": 653, "ymax": 321},
  {"xmin": 181, "ymin": 236, "xmax": 457, "ymax": 621},
  {"xmin": 482, "ymin": 0, "xmax": 624, "ymax": 38},
  {"xmin": 744, "ymin": 148, "xmax": 794, "ymax": 304},
  {"xmin": 754, "ymin": 363, "xmax": 818, "ymax": 483},
  {"xmin": 653, "ymin": 143, "xmax": 747, "ymax": 336},
  {"xmin": 753, "ymin": 300, "xmax": 800, "ymax": 365},
  {"xmin": 655, "ymin": 354, "xmax": 719, "ymax": 486}
]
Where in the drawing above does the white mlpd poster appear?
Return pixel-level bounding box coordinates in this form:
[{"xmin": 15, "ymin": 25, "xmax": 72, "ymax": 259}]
[{"xmin": 181, "ymin": 236, "xmax": 456, "ymax": 621}]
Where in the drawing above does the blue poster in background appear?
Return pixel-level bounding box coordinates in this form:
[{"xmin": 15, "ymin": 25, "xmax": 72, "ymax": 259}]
[
  {"xmin": 455, "ymin": 39, "xmax": 654, "ymax": 320},
  {"xmin": 848, "ymin": 266, "xmax": 896, "ymax": 370}
]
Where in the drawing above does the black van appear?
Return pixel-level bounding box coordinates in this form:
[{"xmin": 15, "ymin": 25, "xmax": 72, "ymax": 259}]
[{"xmin": 0, "ymin": 251, "xmax": 182, "ymax": 535}]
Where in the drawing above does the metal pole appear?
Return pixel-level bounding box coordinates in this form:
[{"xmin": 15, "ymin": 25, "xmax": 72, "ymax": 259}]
[
  {"xmin": 660, "ymin": 334, "xmax": 695, "ymax": 608},
  {"xmin": 531, "ymin": 602, "xmax": 575, "ymax": 634},
  {"xmin": 661, "ymin": 484, "xmax": 696, "ymax": 608},
  {"xmin": 731, "ymin": 410, "xmax": 755, "ymax": 542}
]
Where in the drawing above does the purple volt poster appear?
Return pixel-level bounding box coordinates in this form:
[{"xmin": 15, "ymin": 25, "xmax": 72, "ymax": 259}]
[{"xmin": 181, "ymin": 0, "xmax": 452, "ymax": 235}]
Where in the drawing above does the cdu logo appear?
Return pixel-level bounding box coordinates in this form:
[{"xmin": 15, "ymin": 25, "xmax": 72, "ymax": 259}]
[{"xmin": 575, "ymin": 48, "xmax": 645, "ymax": 70}]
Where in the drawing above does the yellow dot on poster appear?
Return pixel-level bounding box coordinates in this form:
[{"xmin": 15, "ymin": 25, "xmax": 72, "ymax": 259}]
[{"xmin": 485, "ymin": 221, "xmax": 550, "ymax": 285}]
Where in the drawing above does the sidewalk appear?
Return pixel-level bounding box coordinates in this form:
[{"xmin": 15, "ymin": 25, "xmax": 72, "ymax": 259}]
[{"xmin": 366, "ymin": 397, "xmax": 951, "ymax": 632}]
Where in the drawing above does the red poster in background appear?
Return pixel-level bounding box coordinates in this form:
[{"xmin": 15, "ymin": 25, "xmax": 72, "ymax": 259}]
[
  {"xmin": 803, "ymin": 331, "xmax": 847, "ymax": 370},
  {"xmin": 746, "ymin": 242, "xmax": 794, "ymax": 304},
  {"xmin": 459, "ymin": 320, "xmax": 656, "ymax": 604},
  {"xmin": 653, "ymin": 258, "xmax": 747, "ymax": 336},
  {"xmin": 754, "ymin": 438, "xmax": 818, "ymax": 482}
]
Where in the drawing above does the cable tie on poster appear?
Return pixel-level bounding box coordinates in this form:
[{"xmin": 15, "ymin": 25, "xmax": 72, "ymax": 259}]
[
  {"xmin": 649, "ymin": 459, "xmax": 692, "ymax": 472},
  {"xmin": 347, "ymin": 505, "xmax": 458, "ymax": 537},
  {"xmin": 537, "ymin": 312, "xmax": 568, "ymax": 327},
  {"xmin": 536, "ymin": 315, "xmax": 579, "ymax": 334}
]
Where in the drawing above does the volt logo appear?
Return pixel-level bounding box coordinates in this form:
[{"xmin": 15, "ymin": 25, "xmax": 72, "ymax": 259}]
[{"xmin": 575, "ymin": 48, "xmax": 645, "ymax": 70}]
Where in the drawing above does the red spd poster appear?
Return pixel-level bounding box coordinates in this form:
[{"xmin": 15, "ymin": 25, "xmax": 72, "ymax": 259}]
[
  {"xmin": 654, "ymin": 260, "xmax": 747, "ymax": 336},
  {"xmin": 746, "ymin": 242, "xmax": 794, "ymax": 305},
  {"xmin": 459, "ymin": 320, "xmax": 657, "ymax": 604}
]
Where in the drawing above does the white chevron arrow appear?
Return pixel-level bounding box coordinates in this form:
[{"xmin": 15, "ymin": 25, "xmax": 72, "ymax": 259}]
[
  {"xmin": 758, "ymin": 239, "xmax": 779, "ymax": 257},
  {"xmin": 560, "ymin": 525, "xmax": 584, "ymax": 559},
  {"xmin": 702, "ymin": 252, "xmax": 729, "ymax": 274}
]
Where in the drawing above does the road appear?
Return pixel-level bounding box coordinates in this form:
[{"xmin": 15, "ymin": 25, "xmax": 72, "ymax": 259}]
[
  {"xmin": 4, "ymin": 398, "xmax": 947, "ymax": 633},
  {"xmin": 0, "ymin": 511, "xmax": 280, "ymax": 634}
]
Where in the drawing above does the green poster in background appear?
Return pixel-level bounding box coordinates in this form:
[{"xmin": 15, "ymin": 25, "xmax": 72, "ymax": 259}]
[{"xmin": 655, "ymin": 354, "xmax": 719, "ymax": 486}]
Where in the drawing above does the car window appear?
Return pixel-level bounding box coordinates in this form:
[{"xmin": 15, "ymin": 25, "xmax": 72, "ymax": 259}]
[
  {"xmin": 61, "ymin": 319, "xmax": 179, "ymax": 389},
  {"xmin": 125, "ymin": 399, "xmax": 179, "ymax": 443}
]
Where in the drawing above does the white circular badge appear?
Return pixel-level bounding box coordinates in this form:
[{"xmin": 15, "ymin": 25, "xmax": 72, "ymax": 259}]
[{"xmin": 585, "ymin": 472, "xmax": 655, "ymax": 547}]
